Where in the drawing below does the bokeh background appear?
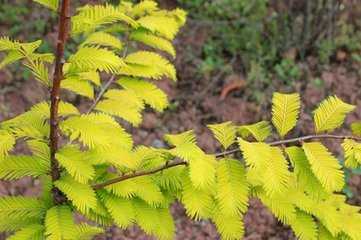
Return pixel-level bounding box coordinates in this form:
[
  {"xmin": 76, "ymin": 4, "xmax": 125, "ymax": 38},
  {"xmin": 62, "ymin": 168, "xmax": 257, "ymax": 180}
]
[{"xmin": 0, "ymin": 0, "xmax": 361, "ymax": 239}]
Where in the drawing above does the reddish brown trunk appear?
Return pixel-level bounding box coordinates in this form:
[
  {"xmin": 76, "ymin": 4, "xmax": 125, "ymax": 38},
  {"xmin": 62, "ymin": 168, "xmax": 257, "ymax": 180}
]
[{"xmin": 49, "ymin": 0, "xmax": 71, "ymax": 204}]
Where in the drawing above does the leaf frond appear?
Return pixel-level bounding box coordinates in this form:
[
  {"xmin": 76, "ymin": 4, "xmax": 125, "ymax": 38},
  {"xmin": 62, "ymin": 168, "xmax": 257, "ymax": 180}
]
[
  {"xmin": 285, "ymin": 147, "xmax": 325, "ymax": 197},
  {"xmin": 289, "ymin": 210, "xmax": 318, "ymax": 240},
  {"xmin": 208, "ymin": 121, "xmax": 237, "ymax": 149},
  {"xmin": 130, "ymin": 29, "xmax": 176, "ymax": 57},
  {"xmin": 0, "ymin": 130, "xmax": 15, "ymax": 159},
  {"xmin": 181, "ymin": 176, "xmax": 214, "ymax": 220},
  {"xmin": 81, "ymin": 31, "xmax": 123, "ymax": 50},
  {"xmin": 0, "ymin": 196, "xmax": 46, "ymax": 219},
  {"xmin": 34, "ymin": 0, "xmax": 58, "ymax": 10},
  {"xmin": 137, "ymin": 15, "xmax": 179, "ymax": 40},
  {"xmin": 55, "ymin": 175, "xmax": 97, "ymax": 213},
  {"xmin": 215, "ymin": 159, "xmax": 249, "ymax": 216},
  {"xmin": 69, "ymin": 47, "xmax": 125, "ymax": 73},
  {"xmin": 95, "ymin": 89, "xmax": 144, "ymax": 126},
  {"xmin": 121, "ymin": 51, "xmax": 176, "ymax": 80},
  {"xmin": 314, "ymin": 96, "xmax": 355, "ymax": 133},
  {"xmin": 56, "ymin": 145, "xmax": 95, "ymax": 183},
  {"xmin": 45, "ymin": 206, "xmax": 76, "ymax": 240},
  {"xmin": 8, "ymin": 224, "xmax": 45, "ymax": 240},
  {"xmin": 212, "ymin": 205, "xmax": 244, "ymax": 240},
  {"xmin": 342, "ymin": 139, "xmax": 361, "ymax": 168},
  {"xmin": 271, "ymin": 92, "xmax": 300, "ymax": 137},
  {"xmin": 99, "ymin": 191, "xmax": 135, "ymax": 228},
  {"xmin": 302, "ymin": 142, "xmax": 344, "ymax": 192},
  {"xmin": 117, "ymin": 77, "xmax": 169, "ymax": 112},
  {"xmin": 351, "ymin": 121, "xmax": 361, "ymax": 136},
  {"xmin": 72, "ymin": 4, "xmax": 138, "ymax": 35},
  {"xmin": 60, "ymin": 113, "xmax": 133, "ymax": 150},
  {"xmin": 133, "ymin": 200, "xmax": 175, "ymax": 240},
  {"xmin": 0, "ymin": 155, "xmax": 49, "ymax": 180},
  {"xmin": 61, "ymin": 76, "xmax": 94, "ymax": 99},
  {"xmin": 74, "ymin": 223, "xmax": 103, "ymax": 240},
  {"xmin": 131, "ymin": 1, "xmax": 158, "ymax": 17},
  {"xmin": 238, "ymin": 121, "xmax": 271, "ymax": 142}
]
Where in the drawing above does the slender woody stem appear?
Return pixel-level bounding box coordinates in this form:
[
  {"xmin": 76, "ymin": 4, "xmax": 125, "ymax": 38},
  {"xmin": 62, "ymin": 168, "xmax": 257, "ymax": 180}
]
[
  {"xmin": 92, "ymin": 159, "xmax": 187, "ymax": 190},
  {"xmin": 87, "ymin": 75, "xmax": 116, "ymax": 114},
  {"xmin": 49, "ymin": 0, "xmax": 71, "ymax": 204},
  {"xmin": 86, "ymin": 40, "xmax": 128, "ymax": 114},
  {"xmin": 92, "ymin": 133, "xmax": 361, "ymax": 190},
  {"xmin": 215, "ymin": 134, "xmax": 361, "ymax": 157}
]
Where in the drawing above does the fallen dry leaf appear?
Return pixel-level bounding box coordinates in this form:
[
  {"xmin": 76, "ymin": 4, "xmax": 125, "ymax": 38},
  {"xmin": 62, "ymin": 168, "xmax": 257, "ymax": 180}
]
[{"xmin": 220, "ymin": 74, "xmax": 246, "ymax": 100}]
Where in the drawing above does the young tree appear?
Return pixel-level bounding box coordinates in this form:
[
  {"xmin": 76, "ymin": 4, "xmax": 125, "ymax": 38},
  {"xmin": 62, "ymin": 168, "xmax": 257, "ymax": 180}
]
[{"xmin": 0, "ymin": 1, "xmax": 361, "ymax": 239}]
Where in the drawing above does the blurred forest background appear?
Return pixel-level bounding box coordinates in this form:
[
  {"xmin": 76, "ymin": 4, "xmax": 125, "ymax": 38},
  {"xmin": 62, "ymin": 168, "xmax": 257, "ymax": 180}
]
[{"xmin": 0, "ymin": 0, "xmax": 361, "ymax": 239}]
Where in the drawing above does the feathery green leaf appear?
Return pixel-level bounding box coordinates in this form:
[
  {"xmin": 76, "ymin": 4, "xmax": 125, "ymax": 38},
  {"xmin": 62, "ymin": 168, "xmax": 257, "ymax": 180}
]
[
  {"xmin": 34, "ymin": 0, "xmax": 58, "ymax": 10},
  {"xmin": 0, "ymin": 196, "xmax": 46, "ymax": 219},
  {"xmin": 130, "ymin": 29, "xmax": 176, "ymax": 57},
  {"xmin": 137, "ymin": 15, "xmax": 179, "ymax": 40},
  {"xmin": 134, "ymin": 200, "xmax": 175, "ymax": 240},
  {"xmin": 271, "ymin": 92, "xmax": 300, "ymax": 137},
  {"xmin": 131, "ymin": 0, "xmax": 158, "ymax": 17},
  {"xmin": 189, "ymin": 154, "xmax": 216, "ymax": 189},
  {"xmin": 81, "ymin": 31, "xmax": 123, "ymax": 50},
  {"xmin": 208, "ymin": 121, "xmax": 237, "ymax": 149},
  {"xmin": 212, "ymin": 205, "xmax": 244, "ymax": 240},
  {"xmin": 289, "ymin": 210, "xmax": 318, "ymax": 240},
  {"xmin": 303, "ymin": 142, "xmax": 344, "ymax": 192},
  {"xmin": 72, "ymin": 4, "xmax": 138, "ymax": 35},
  {"xmin": 215, "ymin": 159, "xmax": 249, "ymax": 216},
  {"xmin": 117, "ymin": 77, "xmax": 169, "ymax": 112},
  {"xmin": 95, "ymin": 89, "xmax": 144, "ymax": 126},
  {"xmin": 8, "ymin": 224, "xmax": 45, "ymax": 240},
  {"xmin": 55, "ymin": 175, "xmax": 97, "ymax": 213},
  {"xmin": 238, "ymin": 121, "xmax": 271, "ymax": 142},
  {"xmin": 56, "ymin": 145, "xmax": 95, "ymax": 184},
  {"xmin": 45, "ymin": 206, "xmax": 76, "ymax": 240},
  {"xmin": 351, "ymin": 121, "xmax": 361, "ymax": 136},
  {"xmin": 69, "ymin": 47, "xmax": 125, "ymax": 73},
  {"xmin": 0, "ymin": 130, "xmax": 15, "ymax": 159},
  {"xmin": 61, "ymin": 77, "xmax": 94, "ymax": 99},
  {"xmin": 0, "ymin": 155, "xmax": 49, "ymax": 180},
  {"xmin": 74, "ymin": 224, "xmax": 103, "ymax": 240},
  {"xmin": 181, "ymin": 176, "xmax": 214, "ymax": 219},
  {"xmin": 122, "ymin": 51, "xmax": 176, "ymax": 80},
  {"xmin": 100, "ymin": 192, "xmax": 135, "ymax": 228},
  {"xmin": 61, "ymin": 113, "xmax": 133, "ymax": 150},
  {"xmin": 314, "ymin": 96, "xmax": 355, "ymax": 133},
  {"xmin": 342, "ymin": 139, "xmax": 361, "ymax": 168},
  {"xmin": 286, "ymin": 147, "xmax": 325, "ymax": 197}
]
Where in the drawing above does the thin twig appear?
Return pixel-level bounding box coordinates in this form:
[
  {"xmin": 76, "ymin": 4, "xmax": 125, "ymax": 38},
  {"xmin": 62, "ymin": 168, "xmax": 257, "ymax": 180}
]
[
  {"xmin": 92, "ymin": 133, "xmax": 361, "ymax": 190},
  {"xmin": 49, "ymin": 0, "xmax": 71, "ymax": 204},
  {"xmin": 92, "ymin": 159, "xmax": 187, "ymax": 190},
  {"xmin": 86, "ymin": 40, "xmax": 129, "ymax": 114},
  {"xmin": 215, "ymin": 134, "xmax": 361, "ymax": 157},
  {"xmin": 87, "ymin": 75, "xmax": 116, "ymax": 114}
]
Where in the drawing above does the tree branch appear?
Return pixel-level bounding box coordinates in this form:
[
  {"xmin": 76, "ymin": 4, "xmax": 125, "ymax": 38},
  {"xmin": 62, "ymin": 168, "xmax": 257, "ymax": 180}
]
[
  {"xmin": 215, "ymin": 134, "xmax": 361, "ymax": 157},
  {"xmin": 92, "ymin": 159, "xmax": 187, "ymax": 190},
  {"xmin": 49, "ymin": 0, "xmax": 71, "ymax": 204},
  {"xmin": 92, "ymin": 133, "xmax": 361, "ymax": 190}
]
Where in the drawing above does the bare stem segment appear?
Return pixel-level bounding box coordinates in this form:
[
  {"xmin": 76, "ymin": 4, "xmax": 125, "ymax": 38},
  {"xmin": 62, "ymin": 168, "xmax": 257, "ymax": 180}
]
[{"xmin": 49, "ymin": 0, "xmax": 71, "ymax": 204}]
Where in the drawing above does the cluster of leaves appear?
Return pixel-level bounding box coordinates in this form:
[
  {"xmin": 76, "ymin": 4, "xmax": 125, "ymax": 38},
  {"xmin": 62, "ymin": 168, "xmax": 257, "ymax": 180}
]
[
  {"xmin": 0, "ymin": 1, "xmax": 361, "ymax": 240},
  {"xmin": 0, "ymin": 0, "xmax": 186, "ymax": 239}
]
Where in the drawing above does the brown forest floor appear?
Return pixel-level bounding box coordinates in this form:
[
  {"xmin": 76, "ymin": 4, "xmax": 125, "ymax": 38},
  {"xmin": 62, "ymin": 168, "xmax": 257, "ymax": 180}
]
[{"xmin": 1, "ymin": 1, "xmax": 361, "ymax": 239}]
